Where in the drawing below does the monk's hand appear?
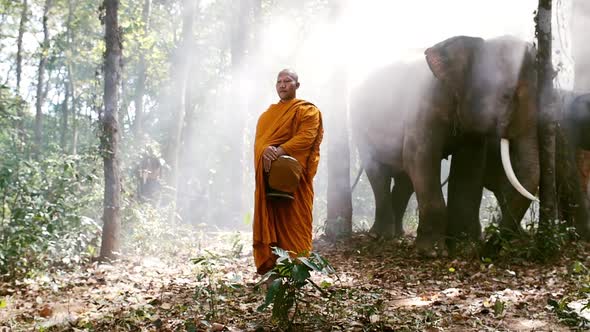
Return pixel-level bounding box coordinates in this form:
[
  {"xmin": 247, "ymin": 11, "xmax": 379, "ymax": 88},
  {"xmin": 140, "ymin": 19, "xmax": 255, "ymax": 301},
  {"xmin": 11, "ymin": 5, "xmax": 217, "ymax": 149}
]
[
  {"xmin": 276, "ymin": 146, "xmax": 286, "ymax": 157},
  {"xmin": 263, "ymin": 146, "xmax": 278, "ymax": 172}
]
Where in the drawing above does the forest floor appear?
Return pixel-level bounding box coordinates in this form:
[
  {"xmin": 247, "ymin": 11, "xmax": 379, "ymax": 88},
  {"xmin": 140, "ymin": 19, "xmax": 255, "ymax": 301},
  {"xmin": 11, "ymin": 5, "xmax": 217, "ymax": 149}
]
[{"xmin": 1, "ymin": 231, "xmax": 590, "ymax": 331}]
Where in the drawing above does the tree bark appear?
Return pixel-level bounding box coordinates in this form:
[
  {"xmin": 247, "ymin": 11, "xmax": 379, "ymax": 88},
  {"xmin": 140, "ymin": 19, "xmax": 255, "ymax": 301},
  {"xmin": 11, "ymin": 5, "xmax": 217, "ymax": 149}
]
[
  {"xmin": 324, "ymin": 2, "xmax": 353, "ymax": 239},
  {"xmin": 60, "ymin": 82, "xmax": 69, "ymax": 151},
  {"xmin": 325, "ymin": 68, "xmax": 353, "ymax": 238},
  {"xmin": 15, "ymin": 0, "xmax": 27, "ymax": 149},
  {"xmin": 99, "ymin": 0, "xmax": 123, "ymax": 260},
  {"xmin": 34, "ymin": 0, "xmax": 52, "ymax": 157},
  {"xmin": 225, "ymin": 0, "xmax": 253, "ymax": 225},
  {"xmin": 572, "ymin": 0, "xmax": 590, "ymax": 91},
  {"xmin": 67, "ymin": 0, "xmax": 78, "ymax": 155},
  {"xmin": 536, "ymin": 0, "xmax": 558, "ymax": 228},
  {"xmin": 133, "ymin": 0, "xmax": 151, "ymax": 140},
  {"xmin": 164, "ymin": 0, "xmax": 196, "ymax": 221},
  {"xmin": 70, "ymin": 62, "xmax": 78, "ymax": 155}
]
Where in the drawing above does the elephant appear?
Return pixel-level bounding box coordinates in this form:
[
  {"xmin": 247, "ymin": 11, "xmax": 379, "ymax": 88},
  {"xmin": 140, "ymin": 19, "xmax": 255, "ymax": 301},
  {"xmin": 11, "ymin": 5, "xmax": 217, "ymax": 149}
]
[
  {"xmin": 463, "ymin": 91, "xmax": 590, "ymax": 241},
  {"xmin": 563, "ymin": 92, "xmax": 590, "ymax": 151},
  {"xmin": 350, "ymin": 35, "xmax": 539, "ymax": 257},
  {"xmin": 384, "ymin": 91, "xmax": 590, "ymax": 247}
]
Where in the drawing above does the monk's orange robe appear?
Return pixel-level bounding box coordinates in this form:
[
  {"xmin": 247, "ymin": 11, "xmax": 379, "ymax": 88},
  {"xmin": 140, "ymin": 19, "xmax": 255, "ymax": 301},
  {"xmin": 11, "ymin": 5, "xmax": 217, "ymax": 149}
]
[{"xmin": 253, "ymin": 98, "xmax": 323, "ymax": 275}]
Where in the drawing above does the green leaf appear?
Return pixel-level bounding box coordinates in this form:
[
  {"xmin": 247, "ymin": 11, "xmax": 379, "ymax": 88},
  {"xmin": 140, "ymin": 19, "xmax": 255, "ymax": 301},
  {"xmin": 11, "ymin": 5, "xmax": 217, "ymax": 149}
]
[
  {"xmin": 494, "ymin": 300, "xmax": 505, "ymax": 316},
  {"xmin": 191, "ymin": 257, "xmax": 207, "ymax": 265},
  {"xmin": 292, "ymin": 263, "xmax": 311, "ymax": 283},
  {"xmin": 571, "ymin": 261, "xmax": 587, "ymax": 275},
  {"xmin": 272, "ymin": 246, "xmax": 290, "ymax": 259},
  {"xmin": 257, "ymin": 278, "xmax": 282, "ymax": 312},
  {"xmin": 0, "ymin": 298, "xmax": 6, "ymax": 309},
  {"xmin": 298, "ymin": 257, "xmax": 321, "ymax": 272}
]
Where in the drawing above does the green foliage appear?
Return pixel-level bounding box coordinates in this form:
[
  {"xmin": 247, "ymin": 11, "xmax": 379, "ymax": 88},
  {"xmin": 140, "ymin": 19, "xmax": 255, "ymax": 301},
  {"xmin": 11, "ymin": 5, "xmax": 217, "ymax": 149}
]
[
  {"xmin": 121, "ymin": 200, "xmax": 196, "ymax": 257},
  {"xmin": 481, "ymin": 219, "xmax": 577, "ymax": 263},
  {"xmin": 548, "ymin": 260, "xmax": 590, "ymax": 328},
  {"xmin": 548, "ymin": 297, "xmax": 590, "ymax": 329},
  {"xmin": 191, "ymin": 250, "xmax": 244, "ymax": 320},
  {"xmin": 0, "ymin": 152, "xmax": 102, "ymax": 280},
  {"xmin": 256, "ymin": 247, "xmax": 335, "ymax": 329}
]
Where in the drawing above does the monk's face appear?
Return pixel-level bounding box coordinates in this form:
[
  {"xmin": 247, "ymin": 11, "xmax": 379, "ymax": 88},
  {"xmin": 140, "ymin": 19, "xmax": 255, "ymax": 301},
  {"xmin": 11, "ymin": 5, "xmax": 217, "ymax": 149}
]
[{"xmin": 276, "ymin": 73, "xmax": 299, "ymax": 101}]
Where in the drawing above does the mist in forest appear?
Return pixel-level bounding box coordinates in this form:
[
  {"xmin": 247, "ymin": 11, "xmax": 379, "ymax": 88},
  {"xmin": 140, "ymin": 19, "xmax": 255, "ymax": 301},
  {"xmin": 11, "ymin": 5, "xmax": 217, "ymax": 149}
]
[
  {"xmin": 161, "ymin": 0, "xmax": 590, "ymax": 232},
  {"xmin": 4, "ymin": 0, "xmax": 588, "ymax": 235}
]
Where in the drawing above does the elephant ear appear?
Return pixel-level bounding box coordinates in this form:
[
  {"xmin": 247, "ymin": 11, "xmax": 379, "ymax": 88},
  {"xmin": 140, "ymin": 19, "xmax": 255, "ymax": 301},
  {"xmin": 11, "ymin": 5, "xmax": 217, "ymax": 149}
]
[{"xmin": 424, "ymin": 36, "xmax": 485, "ymax": 95}]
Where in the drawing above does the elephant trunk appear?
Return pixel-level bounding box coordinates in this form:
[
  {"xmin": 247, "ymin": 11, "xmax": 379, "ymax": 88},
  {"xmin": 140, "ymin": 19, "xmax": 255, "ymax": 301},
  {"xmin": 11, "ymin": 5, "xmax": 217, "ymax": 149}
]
[{"xmin": 500, "ymin": 138, "xmax": 539, "ymax": 201}]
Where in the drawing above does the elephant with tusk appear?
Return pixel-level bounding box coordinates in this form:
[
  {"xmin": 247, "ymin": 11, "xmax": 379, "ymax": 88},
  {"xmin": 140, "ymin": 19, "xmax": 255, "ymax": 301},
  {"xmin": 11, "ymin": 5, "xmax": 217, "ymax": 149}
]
[
  {"xmin": 351, "ymin": 35, "xmax": 538, "ymax": 257},
  {"xmin": 377, "ymin": 91, "xmax": 590, "ymax": 250}
]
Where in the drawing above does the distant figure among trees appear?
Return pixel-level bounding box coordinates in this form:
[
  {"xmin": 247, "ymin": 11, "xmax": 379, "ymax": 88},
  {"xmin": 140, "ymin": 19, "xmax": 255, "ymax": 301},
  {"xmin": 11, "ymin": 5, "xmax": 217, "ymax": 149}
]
[{"xmin": 137, "ymin": 147, "xmax": 163, "ymax": 204}]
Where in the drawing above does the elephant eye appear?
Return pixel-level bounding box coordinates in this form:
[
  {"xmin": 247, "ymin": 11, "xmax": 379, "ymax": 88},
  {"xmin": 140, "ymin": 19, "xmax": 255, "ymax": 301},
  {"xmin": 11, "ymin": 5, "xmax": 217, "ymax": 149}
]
[{"xmin": 502, "ymin": 92, "xmax": 514, "ymax": 101}]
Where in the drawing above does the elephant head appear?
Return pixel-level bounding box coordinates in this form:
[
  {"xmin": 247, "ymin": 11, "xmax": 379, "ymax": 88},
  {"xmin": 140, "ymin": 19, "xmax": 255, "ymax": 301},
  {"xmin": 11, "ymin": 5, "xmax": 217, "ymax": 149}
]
[{"xmin": 424, "ymin": 36, "xmax": 538, "ymax": 202}]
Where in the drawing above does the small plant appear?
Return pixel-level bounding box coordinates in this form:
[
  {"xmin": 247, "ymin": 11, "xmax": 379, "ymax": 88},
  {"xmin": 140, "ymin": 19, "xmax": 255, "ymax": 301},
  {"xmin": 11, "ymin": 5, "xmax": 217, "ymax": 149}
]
[
  {"xmin": 535, "ymin": 219, "xmax": 578, "ymax": 261},
  {"xmin": 481, "ymin": 218, "xmax": 577, "ymax": 263},
  {"xmin": 548, "ymin": 297, "xmax": 590, "ymax": 328},
  {"xmin": 256, "ymin": 247, "xmax": 335, "ymax": 329},
  {"xmin": 191, "ymin": 250, "xmax": 243, "ymax": 320}
]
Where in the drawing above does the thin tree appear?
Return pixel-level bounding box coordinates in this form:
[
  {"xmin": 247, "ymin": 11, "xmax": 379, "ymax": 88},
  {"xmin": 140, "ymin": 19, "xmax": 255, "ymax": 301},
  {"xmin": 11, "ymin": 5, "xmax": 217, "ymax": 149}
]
[
  {"xmin": 60, "ymin": 80, "xmax": 69, "ymax": 151},
  {"xmin": 325, "ymin": 1, "xmax": 352, "ymax": 239},
  {"xmin": 164, "ymin": 0, "xmax": 197, "ymax": 220},
  {"xmin": 536, "ymin": 0, "xmax": 558, "ymax": 231},
  {"xmin": 133, "ymin": 0, "xmax": 151, "ymax": 140},
  {"xmin": 573, "ymin": 0, "xmax": 590, "ymax": 90},
  {"xmin": 15, "ymin": 0, "xmax": 27, "ymax": 148},
  {"xmin": 99, "ymin": 0, "xmax": 123, "ymax": 260},
  {"xmin": 66, "ymin": 0, "xmax": 77, "ymax": 154},
  {"xmin": 225, "ymin": 0, "xmax": 253, "ymax": 225},
  {"xmin": 34, "ymin": 0, "xmax": 52, "ymax": 157}
]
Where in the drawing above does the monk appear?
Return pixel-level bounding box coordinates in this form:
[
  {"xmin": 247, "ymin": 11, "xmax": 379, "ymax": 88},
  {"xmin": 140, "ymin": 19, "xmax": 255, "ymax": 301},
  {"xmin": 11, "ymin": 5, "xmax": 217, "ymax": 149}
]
[{"xmin": 252, "ymin": 69, "xmax": 324, "ymax": 275}]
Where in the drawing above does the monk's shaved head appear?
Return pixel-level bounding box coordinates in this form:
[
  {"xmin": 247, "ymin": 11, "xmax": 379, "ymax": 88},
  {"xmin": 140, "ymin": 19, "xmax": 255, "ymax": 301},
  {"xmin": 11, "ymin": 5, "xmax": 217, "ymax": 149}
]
[
  {"xmin": 276, "ymin": 68, "xmax": 300, "ymax": 101},
  {"xmin": 278, "ymin": 69, "xmax": 299, "ymax": 83}
]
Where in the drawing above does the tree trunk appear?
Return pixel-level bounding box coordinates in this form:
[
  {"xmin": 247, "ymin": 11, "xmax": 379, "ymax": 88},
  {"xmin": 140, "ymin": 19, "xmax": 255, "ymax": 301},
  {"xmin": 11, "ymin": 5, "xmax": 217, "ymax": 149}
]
[
  {"xmin": 324, "ymin": 2, "xmax": 353, "ymax": 239},
  {"xmin": 536, "ymin": 0, "xmax": 558, "ymax": 230},
  {"xmin": 60, "ymin": 82, "xmax": 70, "ymax": 151},
  {"xmin": 67, "ymin": 0, "xmax": 78, "ymax": 155},
  {"xmin": 164, "ymin": 0, "xmax": 196, "ymax": 221},
  {"xmin": 15, "ymin": 0, "xmax": 27, "ymax": 149},
  {"xmin": 133, "ymin": 0, "xmax": 151, "ymax": 140},
  {"xmin": 70, "ymin": 63, "xmax": 78, "ymax": 155},
  {"xmin": 573, "ymin": 0, "xmax": 590, "ymax": 91},
  {"xmin": 34, "ymin": 0, "xmax": 52, "ymax": 157},
  {"xmin": 325, "ymin": 68, "xmax": 353, "ymax": 239},
  {"xmin": 99, "ymin": 0, "xmax": 123, "ymax": 260},
  {"xmin": 225, "ymin": 0, "xmax": 252, "ymax": 226},
  {"xmin": 177, "ymin": 64, "xmax": 198, "ymax": 223}
]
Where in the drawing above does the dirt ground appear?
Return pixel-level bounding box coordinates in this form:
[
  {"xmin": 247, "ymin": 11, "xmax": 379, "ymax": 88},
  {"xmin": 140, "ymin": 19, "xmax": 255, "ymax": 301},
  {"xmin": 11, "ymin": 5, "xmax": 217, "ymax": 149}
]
[{"xmin": 1, "ymin": 232, "xmax": 589, "ymax": 331}]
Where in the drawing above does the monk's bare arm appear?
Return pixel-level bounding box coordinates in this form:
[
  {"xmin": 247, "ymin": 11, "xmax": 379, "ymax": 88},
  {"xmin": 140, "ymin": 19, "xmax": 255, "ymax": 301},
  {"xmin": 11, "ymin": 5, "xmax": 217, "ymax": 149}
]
[{"xmin": 280, "ymin": 106, "xmax": 321, "ymax": 155}]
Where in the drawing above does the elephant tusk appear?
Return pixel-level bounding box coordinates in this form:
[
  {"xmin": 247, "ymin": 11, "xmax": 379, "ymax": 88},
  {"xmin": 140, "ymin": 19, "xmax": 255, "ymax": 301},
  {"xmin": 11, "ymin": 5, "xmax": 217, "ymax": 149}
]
[{"xmin": 500, "ymin": 138, "xmax": 539, "ymax": 202}]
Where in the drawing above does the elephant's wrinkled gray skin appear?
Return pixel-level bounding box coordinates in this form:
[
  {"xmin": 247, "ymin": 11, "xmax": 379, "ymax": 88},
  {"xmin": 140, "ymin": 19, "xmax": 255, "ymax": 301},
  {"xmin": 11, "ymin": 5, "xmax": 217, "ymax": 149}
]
[
  {"xmin": 453, "ymin": 91, "xmax": 590, "ymax": 243},
  {"xmin": 549, "ymin": 92, "xmax": 590, "ymax": 237},
  {"xmin": 563, "ymin": 93, "xmax": 590, "ymax": 151},
  {"xmin": 388, "ymin": 91, "xmax": 590, "ymax": 248},
  {"xmin": 351, "ymin": 36, "xmax": 538, "ymax": 257}
]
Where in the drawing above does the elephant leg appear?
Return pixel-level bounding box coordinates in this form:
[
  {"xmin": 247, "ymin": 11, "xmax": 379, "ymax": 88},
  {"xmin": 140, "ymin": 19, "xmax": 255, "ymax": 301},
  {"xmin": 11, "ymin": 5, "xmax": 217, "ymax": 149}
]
[
  {"xmin": 407, "ymin": 151, "xmax": 447, "ymax": 257},
  {"xmin": 446, "ymin": 136, "xmax": 486, "ymax": 246},
  {"xmin": 494, "ymin": 190, "xmax": 530, "ymax": 235},
  {"xmin": 391, "ymin": 173, "xmax": 414, "ymax": 237},
  {"xmin": 366, "ymin": 160, "xmax": 395, "ymax": 237}
]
